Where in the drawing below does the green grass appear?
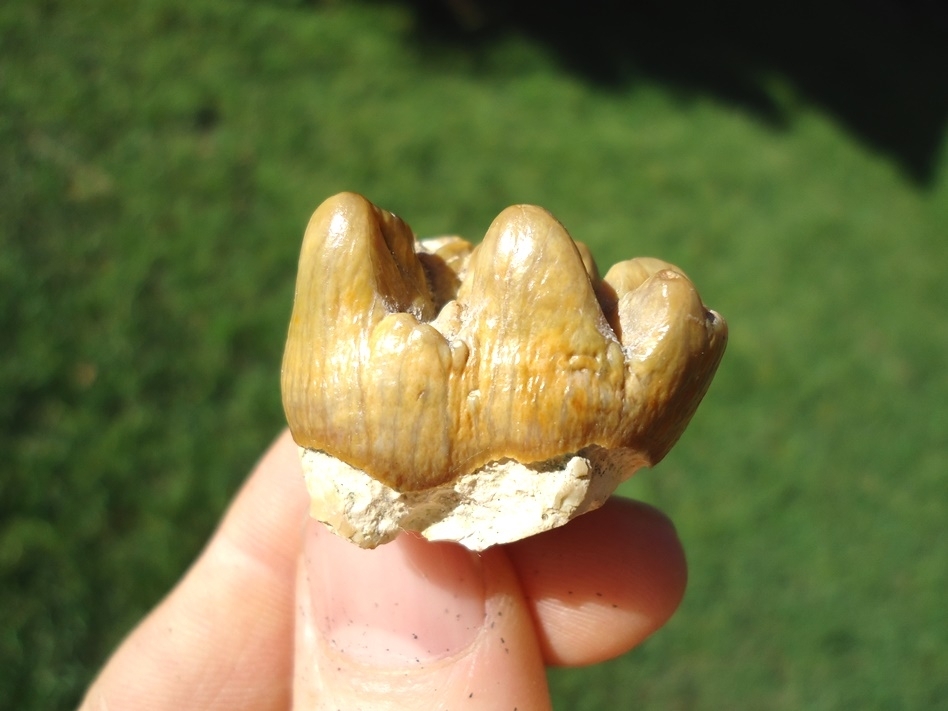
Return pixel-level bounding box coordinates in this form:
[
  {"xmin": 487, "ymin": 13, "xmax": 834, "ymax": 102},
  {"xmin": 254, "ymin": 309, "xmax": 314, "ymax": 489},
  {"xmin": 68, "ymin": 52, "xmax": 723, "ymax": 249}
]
[{"xmin": 2, "ymin": 1, "xmax": 947, "ymax": 708}]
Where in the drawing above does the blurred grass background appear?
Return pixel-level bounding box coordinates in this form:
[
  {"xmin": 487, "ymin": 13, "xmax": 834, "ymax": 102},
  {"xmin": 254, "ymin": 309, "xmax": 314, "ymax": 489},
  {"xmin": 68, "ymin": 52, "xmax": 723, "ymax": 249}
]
[{"xmin": 3, "ymin": 0, "xmax": 947, "ymax": 708}]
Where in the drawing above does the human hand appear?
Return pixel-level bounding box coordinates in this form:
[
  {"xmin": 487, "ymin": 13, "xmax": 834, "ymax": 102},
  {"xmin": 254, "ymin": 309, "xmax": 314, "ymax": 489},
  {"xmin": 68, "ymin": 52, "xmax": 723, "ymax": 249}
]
[{"xmin": 79, "ymin": 430, "xmax": 687, "ymax": 710}]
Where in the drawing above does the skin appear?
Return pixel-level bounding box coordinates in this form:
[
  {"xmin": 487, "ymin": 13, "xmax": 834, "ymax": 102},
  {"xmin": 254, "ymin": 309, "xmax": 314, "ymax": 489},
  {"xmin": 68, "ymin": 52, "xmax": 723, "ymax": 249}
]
[{"xmin": 79, "ymin": 430, "xmax": 687, "ymax": 710}]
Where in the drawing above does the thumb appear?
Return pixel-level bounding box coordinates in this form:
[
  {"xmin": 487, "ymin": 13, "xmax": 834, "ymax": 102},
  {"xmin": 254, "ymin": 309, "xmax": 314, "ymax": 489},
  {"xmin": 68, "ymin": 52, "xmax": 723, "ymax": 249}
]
[{"xmin": 294, "ymin": 519, "xmax": 551, "ymax": 710}]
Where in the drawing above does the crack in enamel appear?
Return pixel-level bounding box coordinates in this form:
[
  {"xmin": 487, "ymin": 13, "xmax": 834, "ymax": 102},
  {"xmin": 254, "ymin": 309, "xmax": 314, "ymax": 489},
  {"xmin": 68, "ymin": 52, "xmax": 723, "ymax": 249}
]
[{"xmin": 282, "ymin": 192, "xmax": 727, "ymax": 492}]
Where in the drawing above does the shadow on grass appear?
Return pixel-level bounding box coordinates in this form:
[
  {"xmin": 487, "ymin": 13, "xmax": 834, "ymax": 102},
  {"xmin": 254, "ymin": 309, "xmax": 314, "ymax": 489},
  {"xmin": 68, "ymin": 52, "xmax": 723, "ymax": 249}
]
[{"xmin": 382, "ymin": 0, "xmax": 948, "ymax": 185}]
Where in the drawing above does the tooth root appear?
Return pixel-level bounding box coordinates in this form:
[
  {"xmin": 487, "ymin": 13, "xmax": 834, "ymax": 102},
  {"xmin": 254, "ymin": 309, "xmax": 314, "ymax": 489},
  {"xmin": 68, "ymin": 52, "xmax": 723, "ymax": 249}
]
[
  {"xmin": 281, "ymin": 192, "xmax": 443, "ymax": 487},
  {"xmin": 614, "ymin": 269, "xmax": 728, "ymax": 463},
  {"xmin": 454, "ymin": 205, "xmax": 625, "ymax": 468}
]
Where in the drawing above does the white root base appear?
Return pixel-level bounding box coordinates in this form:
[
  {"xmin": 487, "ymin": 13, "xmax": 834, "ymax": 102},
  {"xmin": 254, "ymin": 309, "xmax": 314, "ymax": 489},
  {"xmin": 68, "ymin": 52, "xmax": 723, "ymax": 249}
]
[{"xmin": 299, "ymin": 446, "xmax": 648, "ymax": 551}]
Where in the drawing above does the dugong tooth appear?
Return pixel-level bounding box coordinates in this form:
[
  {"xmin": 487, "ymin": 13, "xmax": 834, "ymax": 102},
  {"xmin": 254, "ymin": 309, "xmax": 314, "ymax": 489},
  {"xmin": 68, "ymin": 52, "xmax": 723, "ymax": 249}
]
[{"xmin": 281, "ymin": 193, "xmax": 728, "ymax": 548}]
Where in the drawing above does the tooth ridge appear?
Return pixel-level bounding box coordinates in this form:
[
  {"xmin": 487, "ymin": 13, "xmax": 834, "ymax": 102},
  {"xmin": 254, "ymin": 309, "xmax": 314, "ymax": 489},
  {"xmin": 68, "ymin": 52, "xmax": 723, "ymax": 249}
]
[
  {"xmin": 447, "ymin": 203, "xmax": 627, "ymax": 477},
  {"xmin": 282, "ymin": 192, "xmax": 444, "ymax": 488}
]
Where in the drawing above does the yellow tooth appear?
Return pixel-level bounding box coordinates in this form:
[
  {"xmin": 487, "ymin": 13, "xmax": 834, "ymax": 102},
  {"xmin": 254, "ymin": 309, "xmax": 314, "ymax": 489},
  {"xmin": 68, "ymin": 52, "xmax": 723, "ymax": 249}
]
[
  {"xmin": 281, "ymin": 192, "xmax": 451, "ymax": 491},
  {"xmin": 282, "ymin": 193, "xmax": 727, "ymax": 546},
  {"xmin": 609, "ymin": 267, "xmax": 728, "ymax": 463}
]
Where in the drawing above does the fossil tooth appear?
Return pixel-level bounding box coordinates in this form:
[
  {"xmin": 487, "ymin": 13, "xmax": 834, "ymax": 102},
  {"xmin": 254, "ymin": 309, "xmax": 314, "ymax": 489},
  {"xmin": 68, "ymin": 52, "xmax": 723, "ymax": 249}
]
[
  {"xmin": 281, "ymin": 192, "xmax": 450, "ymax": 491},
  {"xmin": 449, "ymin": 205, "xmax": 626, "ymax": 470},
  {"xmin": 282, "ymin": 193, "xmax": 727, "ymax": 550},
  {"xmin": 610, "ymin": 267, "xmax": 727, "ymax": 463}
]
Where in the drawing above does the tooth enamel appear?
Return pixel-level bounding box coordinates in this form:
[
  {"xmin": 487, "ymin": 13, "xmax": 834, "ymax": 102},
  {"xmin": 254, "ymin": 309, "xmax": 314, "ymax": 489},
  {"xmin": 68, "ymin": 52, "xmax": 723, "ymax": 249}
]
[
  {"xmin": 448, "ymin": 204, "xmax": 627, "ymax": 475},
  {"xmin": 282, "ymin": 193, "xmax": 727, "ymax": 549}
]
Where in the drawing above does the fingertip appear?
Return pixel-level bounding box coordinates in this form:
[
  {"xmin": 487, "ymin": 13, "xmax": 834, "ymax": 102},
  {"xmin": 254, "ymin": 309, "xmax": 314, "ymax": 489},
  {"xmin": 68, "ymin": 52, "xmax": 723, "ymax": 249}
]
[{"xmin": 506, "ymin": 497, "xmax": 687, "ymax": 666}]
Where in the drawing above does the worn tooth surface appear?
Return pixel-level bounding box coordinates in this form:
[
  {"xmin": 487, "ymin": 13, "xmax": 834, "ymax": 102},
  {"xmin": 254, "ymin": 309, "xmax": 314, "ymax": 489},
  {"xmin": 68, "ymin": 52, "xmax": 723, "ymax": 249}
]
[
  {"xmin": 610, "ymin": 267, "xmax": 728, "ymax": 463},
  {"xmin": 416, "ymin": 236, "xmax": 473, "ymax": 310},
  {"xmin": 282, "ymin": 193, "xmax": 727, "ymax": 546}
]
